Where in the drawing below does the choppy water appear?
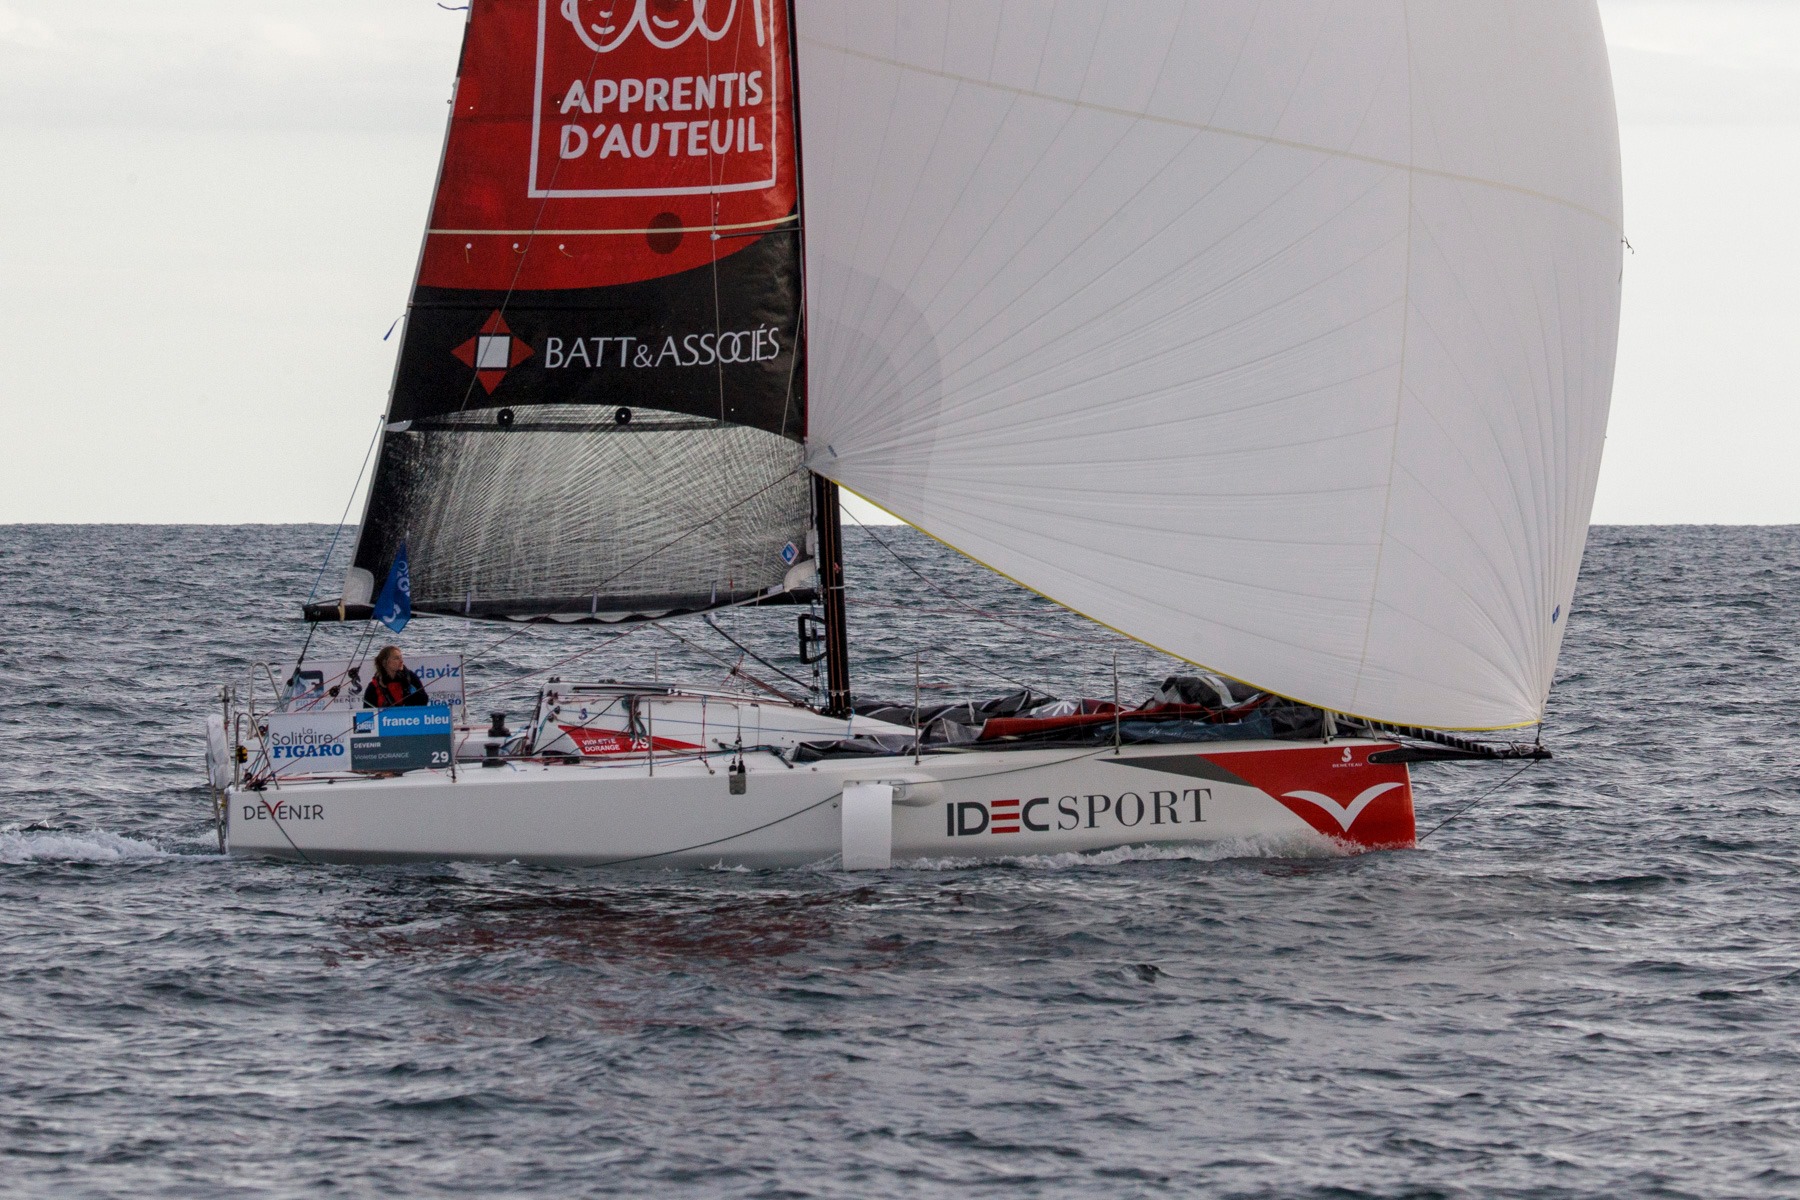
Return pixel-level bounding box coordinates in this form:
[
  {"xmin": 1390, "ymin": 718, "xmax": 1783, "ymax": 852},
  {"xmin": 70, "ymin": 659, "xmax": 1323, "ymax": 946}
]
[{"xmin": 2, "ymin": 524, "xmax": 1798, "ymax": 1198}]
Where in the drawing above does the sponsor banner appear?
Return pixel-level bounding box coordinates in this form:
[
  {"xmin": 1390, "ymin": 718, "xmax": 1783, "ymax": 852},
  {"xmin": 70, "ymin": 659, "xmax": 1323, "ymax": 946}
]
[
  {"xmin": 276, "ymin": 655, "xmax": 465, "ymax": 720},
  {"xmin": 416, "ymin": 0, "xmax": 797, "ymax": 294},
  {"xmin": 384, "ymin": 0, "xmax": 805, "ymax": 432},
  {"xmin": 943, "ymin": 790, "xmax": 1210, "ymax": 839},
  {"xmin": 532, "ymin": 0, "xmax": 784, "ymax": 201},
  {"xmin": 557, "ymin": 724, "xmax": 700, "ymax": 757},
  {"xmin": 931, "ymin": 746, "xmax": 1414, "ymax": 849},
  {"xmin": 393, "ymin": 242, "xmax": 803, "ymax": 434},
  {"xmin": 350, "ymin": 705, "xmax": 455, "ymax": 774},
  {"xmin": 259, "ymin": 712, "xmax": 355, "ymax": 779}
]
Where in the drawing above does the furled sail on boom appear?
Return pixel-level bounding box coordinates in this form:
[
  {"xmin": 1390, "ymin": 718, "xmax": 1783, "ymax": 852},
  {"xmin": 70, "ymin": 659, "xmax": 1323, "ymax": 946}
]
[
  {"xmin": 343, "ymin": 0, "xmax": 813, "ymax": 623},
  {"xmin": 799, "ymin": 0, "xmax": 1624, "ymax": 731}
]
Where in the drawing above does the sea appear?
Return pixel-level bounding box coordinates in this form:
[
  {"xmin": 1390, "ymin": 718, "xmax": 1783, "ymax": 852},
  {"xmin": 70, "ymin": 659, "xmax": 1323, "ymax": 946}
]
[{"xmin": 1, "ymin": 523, "xmax": 1797, "ymax": 1199}]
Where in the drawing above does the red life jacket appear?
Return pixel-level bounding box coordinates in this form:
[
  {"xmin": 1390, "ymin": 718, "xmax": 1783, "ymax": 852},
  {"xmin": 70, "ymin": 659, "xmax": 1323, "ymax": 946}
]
[{"xmin": 373, "ymin": 677, "xmax": 407, "ymax": 707}]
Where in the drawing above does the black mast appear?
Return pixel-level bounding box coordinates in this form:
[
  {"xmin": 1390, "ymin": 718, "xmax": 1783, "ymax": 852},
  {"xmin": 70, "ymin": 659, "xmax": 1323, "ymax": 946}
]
[
  {"xmin": 786, "ymin": 1, "xmax": 851, "ymax": 717},
  {"xmin": 812, "ymin": 475, "xmax": 852, "ymax": 716}
]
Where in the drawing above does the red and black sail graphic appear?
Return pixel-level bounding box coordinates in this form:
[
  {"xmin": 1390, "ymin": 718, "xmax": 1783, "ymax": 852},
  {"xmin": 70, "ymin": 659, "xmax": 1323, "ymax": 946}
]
[
  {"xmin": 395, "ymin": 0, "xmax": 803, "ymax": 434},
  {"xmin": 348, "ymin": 0, "xmax": 813, "ymax": 624}
]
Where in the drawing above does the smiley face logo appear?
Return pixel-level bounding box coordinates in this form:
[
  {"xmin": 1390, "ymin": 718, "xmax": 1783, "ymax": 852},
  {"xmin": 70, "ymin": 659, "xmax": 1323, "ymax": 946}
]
[{"xmin": 558, "ymin": 0, "xmax": 763, "ymax": 53}]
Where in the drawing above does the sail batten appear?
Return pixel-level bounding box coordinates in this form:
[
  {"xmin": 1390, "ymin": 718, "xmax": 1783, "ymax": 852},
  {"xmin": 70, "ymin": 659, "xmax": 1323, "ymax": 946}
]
[{"xmin": 800, "ymin": 0, "xmax": 1622, "ymax": 730}]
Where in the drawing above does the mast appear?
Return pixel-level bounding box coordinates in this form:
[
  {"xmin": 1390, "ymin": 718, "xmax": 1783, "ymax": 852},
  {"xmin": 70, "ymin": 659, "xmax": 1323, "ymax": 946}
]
[
  {"xmin": 813, "ymin": 475, "xmax": 851, "ymax": 716},
  {"xmin": 785, "ymin": 0, "xmax": 850, "ymax": 716}
]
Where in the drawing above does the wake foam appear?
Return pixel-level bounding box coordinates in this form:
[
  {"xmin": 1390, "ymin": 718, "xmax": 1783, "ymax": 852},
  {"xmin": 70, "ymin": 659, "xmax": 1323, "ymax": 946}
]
[
  {"xmin": 0, "ymin": 828, "xmax": 170, "ymax": 865},
  {"xmin": 896, "ymin": 833, "xmax": 1350, "ymax": 873}
]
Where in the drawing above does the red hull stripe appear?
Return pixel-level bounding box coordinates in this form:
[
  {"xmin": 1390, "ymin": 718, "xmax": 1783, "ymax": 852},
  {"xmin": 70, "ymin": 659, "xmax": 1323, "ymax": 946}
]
[{"xmin": 1197, "ymin": 745, "xmax": 1417, "ymax": 849}]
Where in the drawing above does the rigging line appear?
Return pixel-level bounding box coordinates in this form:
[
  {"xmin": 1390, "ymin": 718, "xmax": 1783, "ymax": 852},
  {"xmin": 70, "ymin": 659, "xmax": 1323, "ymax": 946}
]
[
  {"xmin": 1416, "ymin": 759, "xmax": 1540, "ymax": 843},
  {"xmin": 656, "ymin": 621, "xmax": 804, "ymax": 706},
  {"xmin": 442, "ymin": 464, "xmax": 802, "ymax": 662},
  {"xmin": 841, "ymin": 487, "xmax": 1526, "ymax": 735},
  {"xmin": 702, "ymin": 615, "xmax": 812, "ymax": 693},
  {"xmin": 347, "ymin": 622, "xmax": 384, "ymax": 698},
  {"xmin": 851, "ymin": 600, "xmax": 1087, "ymax": 620},
  {"xmin": 350, "ymin": 567, "xmax": 408, "ymax": 678},
  {"xmin": 258, "ymin": 800, "xmax": 316, "ymax": 865},
  {"xmin": 463, "ymin": 626, "xmax": 647, "ymax": 700},
  {"xmin": 592, "ymin": 744, "xmax": 1121, "ymax": 869},
  {"xmin": 593, "ymin": 791, "xmax": 844, "ymax": 868},
  {"xmin": 462, "ymin": 622, "xmax": 540, "ymax": 669},
  {"xmin": 451, "ymin": 31, "xmax": 611, "ymax": 419},
  {"xmin": 459, "ymin": 577, "xmax": 801, "ymax": 674},
  {"xmin": 867, "ymin": 643, "xmax": 1050, "ymax": 700},
  {"xmin": 289, "ymin": 624, "xmax": 319, "ymax": 680},
  {"xmin": 305, "ymin": 416, "xmax": 385, "ymax": 606},
  {"xmin": 244, "ymin": 731, "xmax": 319, "ymax": 864},
  {"xmin": 843, "ymin": 508, "xmax": 1110, "ymax": 646},
  {"xmin": 569, "ymin": 466, "xmax": 808, "ymax": 610}
]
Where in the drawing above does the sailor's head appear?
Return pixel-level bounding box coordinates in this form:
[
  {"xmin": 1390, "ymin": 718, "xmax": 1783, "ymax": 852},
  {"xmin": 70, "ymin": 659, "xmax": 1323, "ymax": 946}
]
[
  {"xmin": 560, "ymin": 0, "xmax": 743, "ymax": 53},
  {"xmin": 376, "ymin": 646, "xmax": 405, "ymax": 678}
]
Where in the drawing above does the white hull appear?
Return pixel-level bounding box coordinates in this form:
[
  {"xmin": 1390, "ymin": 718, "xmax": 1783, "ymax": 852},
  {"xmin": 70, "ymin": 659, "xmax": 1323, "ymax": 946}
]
[{"xmin": 223, "ymin": 738, "xmax": 1416, "ymax": 868}]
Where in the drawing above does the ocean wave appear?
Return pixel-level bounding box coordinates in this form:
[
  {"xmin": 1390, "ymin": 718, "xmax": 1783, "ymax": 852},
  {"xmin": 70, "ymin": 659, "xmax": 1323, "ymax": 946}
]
[{"xmin": 0, "ymin": 828, "xmax": 170, "ymax": 865}]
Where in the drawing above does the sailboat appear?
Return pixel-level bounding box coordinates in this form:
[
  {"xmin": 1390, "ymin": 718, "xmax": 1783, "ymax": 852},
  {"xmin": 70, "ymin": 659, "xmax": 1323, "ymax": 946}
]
[{"xmin": 207, "ymin": 0, "xmax": 1623, "ymax": 868}]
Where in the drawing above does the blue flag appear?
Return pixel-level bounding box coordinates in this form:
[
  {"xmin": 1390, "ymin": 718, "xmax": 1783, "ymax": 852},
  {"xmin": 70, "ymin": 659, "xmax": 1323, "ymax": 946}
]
[{"xmin": 374, "ymin": 541, "xmax": 412, "ymax": 633}]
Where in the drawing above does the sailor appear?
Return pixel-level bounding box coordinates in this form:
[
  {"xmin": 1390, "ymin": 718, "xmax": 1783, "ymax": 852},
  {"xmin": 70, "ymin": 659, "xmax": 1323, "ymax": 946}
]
[{"xmin": 363, "ymin": 646, "xmax": 430, "ymax": 709}]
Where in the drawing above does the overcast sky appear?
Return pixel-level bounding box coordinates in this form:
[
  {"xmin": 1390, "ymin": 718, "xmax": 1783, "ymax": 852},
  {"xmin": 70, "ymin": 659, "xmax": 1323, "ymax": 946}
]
[{"xmin": 0, "ymin": 1, "xmax": 1794, "ymax": 525}]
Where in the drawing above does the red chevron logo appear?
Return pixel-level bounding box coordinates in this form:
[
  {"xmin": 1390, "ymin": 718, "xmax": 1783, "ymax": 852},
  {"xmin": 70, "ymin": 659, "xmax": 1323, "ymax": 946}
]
[{"xmin": 1200, "ymin": 745, "xmax": 1415, "ymax": 848}]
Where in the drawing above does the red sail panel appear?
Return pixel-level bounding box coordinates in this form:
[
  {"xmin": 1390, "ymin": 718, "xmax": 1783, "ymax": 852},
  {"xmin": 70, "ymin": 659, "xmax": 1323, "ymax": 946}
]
[
  {"xmin": 385, "ymin": 0, "xmax": 805, "ymax": 434},
  {"xmin": 423, "ymin": 0, "xmax": 797, "ymax": 292}
]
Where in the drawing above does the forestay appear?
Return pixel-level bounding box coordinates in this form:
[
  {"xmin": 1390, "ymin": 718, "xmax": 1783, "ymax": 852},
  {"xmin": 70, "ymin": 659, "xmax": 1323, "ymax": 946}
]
[
  {"xmin": 798, "ymin": 0, "xmax": 1624, "ymax": 730},
  {"xmin": 350, "ymin": 0, "xmax": 813, "ymax": 624}
]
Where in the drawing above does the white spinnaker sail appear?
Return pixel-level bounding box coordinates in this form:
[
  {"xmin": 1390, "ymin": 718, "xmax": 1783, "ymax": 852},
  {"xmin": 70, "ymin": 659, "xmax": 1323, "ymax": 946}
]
[{"xmin": 798, "ymin": 0, "xmax": 1623, "ymax": 730}]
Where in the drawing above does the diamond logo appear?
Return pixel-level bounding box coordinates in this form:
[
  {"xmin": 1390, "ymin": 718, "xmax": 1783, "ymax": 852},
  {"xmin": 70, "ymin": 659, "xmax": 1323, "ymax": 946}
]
[{"xmin": 452, "ymin": 311, "xmax": 535, "ymax": 394}]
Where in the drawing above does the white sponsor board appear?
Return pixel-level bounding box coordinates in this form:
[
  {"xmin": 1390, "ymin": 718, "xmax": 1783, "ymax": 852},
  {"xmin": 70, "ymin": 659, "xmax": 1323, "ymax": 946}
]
[
  {"xmin": 531, "ymin": 0, "xmax": 782, "ymax": 199},
  {"xmin": 274, "ymin": 655, "xmax": 466, "ymax": 720},
  {"xmin": 256, "ymin": 711, "xmax": 355, "ymax": 780}
]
